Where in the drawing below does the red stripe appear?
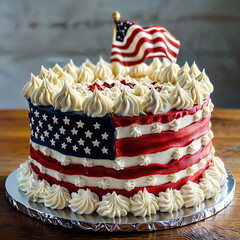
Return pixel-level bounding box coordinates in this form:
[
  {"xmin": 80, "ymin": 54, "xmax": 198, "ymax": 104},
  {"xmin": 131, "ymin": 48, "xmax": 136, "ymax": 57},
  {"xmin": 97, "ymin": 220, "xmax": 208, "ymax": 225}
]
[
  {"xmin": 111, "ymin": 46, "xmax": 175, "ymax": 67},
  {"xmin": 112, "ymin": 27, "xmax": 180, "ymax": 50},
  {"xmin": 113, "ymin": 98, "xmax": 209, "ymax": 127},
  {"xmin": 30, "ymin": 159, "xmax": 211, "ymax": 198},
  {"xmin": 30, "ymin": 142, "xmax": 212, "ymax": 179},
  {"xmin": 112, "ymin": 36, "xmax": 178, "ymax": 59},
  {"xmin": 115, "ymin": 116, "xmax": 210, "ymax": 157}
]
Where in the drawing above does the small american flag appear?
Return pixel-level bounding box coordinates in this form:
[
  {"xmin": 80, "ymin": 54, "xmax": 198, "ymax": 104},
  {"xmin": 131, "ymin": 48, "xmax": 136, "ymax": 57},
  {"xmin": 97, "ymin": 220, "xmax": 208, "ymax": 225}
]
[{"xmin": 111, "ymin": 20, "xmax": 180, "ymax": 66}]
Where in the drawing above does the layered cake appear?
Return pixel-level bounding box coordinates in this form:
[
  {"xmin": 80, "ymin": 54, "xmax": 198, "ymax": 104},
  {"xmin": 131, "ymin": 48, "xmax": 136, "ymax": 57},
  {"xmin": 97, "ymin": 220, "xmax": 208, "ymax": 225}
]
[{"xmin": 18, "ymin": 57, "xmax": 227, "ymax": 218}]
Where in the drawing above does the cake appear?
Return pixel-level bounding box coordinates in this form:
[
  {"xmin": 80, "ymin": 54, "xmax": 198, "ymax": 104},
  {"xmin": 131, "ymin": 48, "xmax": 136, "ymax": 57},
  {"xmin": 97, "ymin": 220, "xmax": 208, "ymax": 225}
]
[{"xmin": 17, "ymin": 57, "xmax": 228, "ymax": 218}]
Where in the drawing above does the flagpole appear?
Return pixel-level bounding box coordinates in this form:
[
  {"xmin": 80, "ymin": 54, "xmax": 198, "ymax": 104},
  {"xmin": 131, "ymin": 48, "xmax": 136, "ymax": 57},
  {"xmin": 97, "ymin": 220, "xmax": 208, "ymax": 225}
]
[{"xmin": 112, "ymin": 11, "xmax": 120, "ymax": 76}]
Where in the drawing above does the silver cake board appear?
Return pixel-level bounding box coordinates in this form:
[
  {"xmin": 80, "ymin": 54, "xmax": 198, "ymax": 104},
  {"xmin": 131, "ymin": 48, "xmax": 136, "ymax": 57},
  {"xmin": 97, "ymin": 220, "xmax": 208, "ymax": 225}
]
[{"xmin": 5, "ymin": 169, "xmax": 235, "ymax": 232}]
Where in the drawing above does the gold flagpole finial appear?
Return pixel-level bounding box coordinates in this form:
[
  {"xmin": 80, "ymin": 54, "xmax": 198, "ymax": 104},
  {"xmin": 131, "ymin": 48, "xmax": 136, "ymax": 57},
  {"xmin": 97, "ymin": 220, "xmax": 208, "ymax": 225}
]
[{"xmin": 112, "ymin": 11, "xmax": 120, "ymax": 21}]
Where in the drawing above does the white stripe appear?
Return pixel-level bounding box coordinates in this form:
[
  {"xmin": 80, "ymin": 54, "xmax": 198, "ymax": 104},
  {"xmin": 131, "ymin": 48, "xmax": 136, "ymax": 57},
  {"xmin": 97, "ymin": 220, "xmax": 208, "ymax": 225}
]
[
  {"xmin": 111, "ymin": 40, "xmax": 178, "ymax": 62},
  {"xmin": 31, "ymin": 155, "xmax": 210, "ymax": 189},
  {"xmin": 30, "ymin": 131, "xmax": 211, "ymax": 169},
  {"xmin": 115, "ymin": 108, "xmax": 204, "ymax": 139}
]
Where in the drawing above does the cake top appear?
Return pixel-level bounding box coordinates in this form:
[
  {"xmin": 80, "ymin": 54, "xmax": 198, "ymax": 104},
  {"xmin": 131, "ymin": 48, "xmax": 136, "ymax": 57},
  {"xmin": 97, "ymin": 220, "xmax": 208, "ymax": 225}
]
[{"xmin": 23, "ymin": 57, "xmax": 213, "ymax": 117}]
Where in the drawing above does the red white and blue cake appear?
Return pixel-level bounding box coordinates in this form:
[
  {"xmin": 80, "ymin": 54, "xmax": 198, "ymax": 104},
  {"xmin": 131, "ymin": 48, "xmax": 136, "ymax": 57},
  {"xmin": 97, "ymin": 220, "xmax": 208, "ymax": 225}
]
[{"xmin": 17, "ymin": 57, "xmax": 228, "ymax": 218}]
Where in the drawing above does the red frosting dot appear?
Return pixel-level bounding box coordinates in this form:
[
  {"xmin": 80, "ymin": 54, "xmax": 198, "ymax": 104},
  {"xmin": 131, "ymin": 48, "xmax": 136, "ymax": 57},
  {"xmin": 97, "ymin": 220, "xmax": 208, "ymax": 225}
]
[
  {"xmin": 120, "ymin": 79, "xmax": 135, "ymax": 89},
  {"xmin": 88, "ymin": 83, "xmax": 103, "ymax": 92},
  {"xmin": 103, "ymin": 82, "xmax": 115, "ymax": 88}
]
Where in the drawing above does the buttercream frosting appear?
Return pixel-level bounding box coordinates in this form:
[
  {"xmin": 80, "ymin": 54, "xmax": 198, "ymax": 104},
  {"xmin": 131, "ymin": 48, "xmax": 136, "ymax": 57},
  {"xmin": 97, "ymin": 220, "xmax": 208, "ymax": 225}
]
[
  {"xmin": 31, "ymin": 78, "xmax": 60, "ymax": 106},
  {"xmin": 142, "ymin": 87, "xmax": 172, "ymax": 114},
  {"xmin": 69, "ymin": 189, "xmax": 99, "ymax": 214},
  {"xmin": 180, "ymin": 181, "xmax": 204, "ymax": 208},
  {"xmin": 38, "ymin": 65, "xmax": 49, "ymax": 79},
  {"xmin": 130, "ymin": 188, "xmax": 159, "ymax": 217},
  {"xmin": 129, "ymin": 63, "xmax": 148, "ymax": 78},
  {"xmin": 189, "ymin": 61, "xmax": 201, "ymax": 77},
  {"xmin": 170, "ymin": 83, "xmax": 194, "ymax": 110},
  {"xmin": 77, "ymin": 63, "xmax": 94, "ymax": 83},
  {"xmin": 160, "ymin": 62, "xmax": 180, "ymax": 84},
  {"xmin": 112, "ymin": 87, "xmax": 145, "ymax": 116},
  {"xmin": 94, "ymin": 57, "xmax": 113, "ymax": 80},
  {"xmin": 157, "ymin": 188, "xmax": 184, "ymax": 213},
  {"xmin": 23, "ymin": 74, "xmax": 42, "ymax": 99},
  {"xmin": 53, "ymin": 80, "xmax": 82, "ymax": 112},
  {"xmin": 96, "ymin": 192, "xmax": 129, "ymax": 218},
  {"xmin": 195, "ymin": 69, "xmax": 214, "ymax": 94},
  {"xmin": 82, "ymin": 87, "xmax": 112, "ymax": 117},
  {"xmin": 44, "ymin": 184, "xmax": 70, "ymax": 209}
]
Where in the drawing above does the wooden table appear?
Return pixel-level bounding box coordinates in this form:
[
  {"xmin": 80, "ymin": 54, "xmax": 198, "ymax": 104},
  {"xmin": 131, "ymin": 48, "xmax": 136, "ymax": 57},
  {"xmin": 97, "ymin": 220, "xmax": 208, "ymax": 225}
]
[{"xmin": 0, "ymin": 109, "xmax": 239, "ymax": 240}]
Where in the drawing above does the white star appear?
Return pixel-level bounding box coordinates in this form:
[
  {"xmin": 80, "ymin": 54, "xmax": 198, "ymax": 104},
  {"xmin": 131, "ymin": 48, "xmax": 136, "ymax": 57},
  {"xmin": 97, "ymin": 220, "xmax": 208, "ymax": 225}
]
[
  {"xmin": 66, "ymin": 136, "xmax": 72, "ymax": 143},
  {"xmin": 92, "ymin": 139, "xmax": 100, "ymax": 147},
  {"xmin": 101, "ymin": 147, "xmax": 108, "ymax": 154},
  {"xmin": 34, "ymin": 133, "xmax": 38, "ymax": 139},
  {"xmin": 40, "ymin": 135, "xmax": 45, "ymax": 142},
  {"xmin": 44, "ymin": 130, "xmax": 49, "ymax": 137},
  {"xmin": 84, "ymin": 146, "xmax": 91, "ymax": 154},
  {"xmin": 101, "ymin": 132, "xmax": 109, "ymax": 140},
  {"xmin": 93, "ymin": 122, "xmax": 100, "ymax": 129},
  {"xmin": 71, "ymin": 128, "xmax": 78, "ymax": 135},
  {"xmin": 72, "ymin": 145, "xmax": 78, "ymax": 152},
  {"xmin": 60, "ymin": 126, "xmax": 66, "ymax": 135},
  {"xmin": 30, "ymin": 123, "xmax": 32, "ymax": 128},
  {"xmin": 39, "ymin": 120, "xmax": 43, "ymax": 128},
  {"xmin": 36, "ymin": 126, "xmax": 40, "ymax": 133},
  {"xmin": 50, "ymin": 139, "xmax": 56, "ymax": 146},
  {"xmin": 34, "ymin": 110, "xmax": 39, "ymax": 118},
  {"xmin": 85, "ymin": 130, "xmax": 92, "ymax": 138},
  {"xmin": 61, "ymin": 142, "xmax": 67, "ymax": 149},
  {"xmin": 78, "ymin": 138, "xmax": 85, "ymax": 146},
  {"xmin": 42, "ymin": 114, "xmax": 48, "ymax": 121},
  {"xmin": 31, "ymin": 118, "xmax": 35, "ymax": 125},
  {"xmin": 30, "ymin": 108, "xmax": 33, "ymax": 112},
  {"xmin": 76, "ymin": 120, "xmax": 84, "ymax": 128},
  {"xmin": 54, "ymin": 132, "xmax": 60, "ymax": 140},
  {"xmin": 31, "ymin": 130, "xmax": 34, "ymax": 135},
  {"xmin": 48, "ymin": 124, "xmax": 53, "ymax": 131},
  {"xmin": 52, "ymin": 115, "xmax": 58, "ymax": 124},
  {"xmin": 63, "ymin": 116, "xmax": 70, "ymax": 125}
]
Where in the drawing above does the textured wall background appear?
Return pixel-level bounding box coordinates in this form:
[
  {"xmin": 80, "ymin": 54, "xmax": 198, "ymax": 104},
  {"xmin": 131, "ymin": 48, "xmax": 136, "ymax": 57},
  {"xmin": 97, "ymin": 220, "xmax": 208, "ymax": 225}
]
[{"xmin": 0, "ymin": 0, "xmax": 239, "ymax": 109}]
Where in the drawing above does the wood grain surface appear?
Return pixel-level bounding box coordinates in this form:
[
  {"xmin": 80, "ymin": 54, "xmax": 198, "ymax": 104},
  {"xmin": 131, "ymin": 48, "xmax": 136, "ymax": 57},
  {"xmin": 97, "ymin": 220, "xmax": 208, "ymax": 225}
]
[{"xmin": 0, "ymin": 109, "xmax": 239, "ymax": 240}]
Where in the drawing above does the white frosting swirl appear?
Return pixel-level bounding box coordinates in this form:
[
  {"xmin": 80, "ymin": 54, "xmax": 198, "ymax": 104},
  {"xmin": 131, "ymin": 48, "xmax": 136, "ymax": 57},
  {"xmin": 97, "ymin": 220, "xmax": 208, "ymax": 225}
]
[
  {"xmin": 84, "ymin": 58, "xmax": 95, "ymax": 70},
  {"xmin": 94, "ymin": 57, "xmax": 113, "ymax": 80},
  {"xmin": 129, "ymin": 63, "xmax": 148, "ymax": 78},
  {"xmin": 177, "ymin": 62, "xmax": 190, "ymax": 78},
  {"xmin": 129, "ymin": 188, "xmax": 159, "ymax": 217},
  {"xmin": 112, "ymin": 62, "xmax": 129, "ymax": 76},
  {"xmin": 157, "ymin": 188, "xmax": 184, "ymax": 213},
  {"xmin": 82, "ymin": 88, "xmax": 112, "ymax": 117},
  {"xmin": 170, "ymin": 83, "xmax": 193, "ymax": 110},
  {"xmin": 17, "ymin": 160, "xmax": 32, "ymax": 177},
  {"xmin": 113, "ymin": 87, "xmax": 145, "ymax": 116},
  {"xmin": 205, "ymin": 157, "xmax": 228, "ymax": 186},
  {"xmin": 63, "ymin": 60, "xmax": 79, "ymax": 82},
  {"xmin": 187, "ymin": 77, "xmax": 209, "ymax": 105},
  {"xmin": 176, "ymin": 72, "xmax": 192, "ymax": 88},
  {"xmin": 31, "ymin": 78, "xmax": 60, "ymax": 106},
  {"xmin": 59, "ymin": 71, "xmax": 74, "ymax": 86},
  {"xmin": 23, "ymin": 74, "xmax": 42, "ymax": 99},
  {"xmin": 53, "ymin": 80, "xmax": 82, "ymax": 112},
  {"xmin": 146, "ymin": 58, "xmax": 162, "ymax": 77},
  {"xmin": 25, "ymin": 179, "xmax": 50, "ymax": 203},
  {"xmin": 18, "ymin": 172, "xmax": 38, "ymax": 192},
  {"xmin": 189, "ymin": 61, "xmax": 201, "ymax": 77},
  {"xmin": 96, "ymin": 192, "xmax": 129, "ymax": 218},
  {"xmin": 69, "ymin": 189, "xmax": 99, "ymax": 214},
  {"xmin": 160, "ymin": 62, "xmax": 180, "ymax": 84},
  {"xmin": 180, "ymin": 181, "xmax": 204, "ymax": 208},
  {"xmin": 133, "ymin": 83, "xmax": 149, "ymax": 97},
  {"xmin": 195, "ymin": 69, "xmax": 214, "ymax": 94},
  {"xmin": 199, "ymin": 176, "xmax": 220, "ymax": 200},
  {"xmin": 142, "ymin": 87, "xmax": 171, "ymax": 114},
  {"xmin": 52, "ymin": 64, "xmax": 64, "ymax": 77},
  {"xmin": 38, "ymin": 65, "xmax": 49, "ymax": 79},
  {"xmin": 44, "ymin": 184, "xmax": 70, "ymax": 210},
  {"xmin": 47, "ymin": 69, "xmax": 63, "ymax": 88},
  {"xmin": 77, "ymin": 63, "xmax": 94, "ymax": 83}
]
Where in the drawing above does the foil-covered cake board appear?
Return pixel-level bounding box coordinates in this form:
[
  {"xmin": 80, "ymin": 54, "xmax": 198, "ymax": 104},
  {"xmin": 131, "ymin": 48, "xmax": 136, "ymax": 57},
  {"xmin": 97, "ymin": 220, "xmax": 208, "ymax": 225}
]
[{"xmin": 5, "ymin": 169, "xmax": 235, "ymax": 232}]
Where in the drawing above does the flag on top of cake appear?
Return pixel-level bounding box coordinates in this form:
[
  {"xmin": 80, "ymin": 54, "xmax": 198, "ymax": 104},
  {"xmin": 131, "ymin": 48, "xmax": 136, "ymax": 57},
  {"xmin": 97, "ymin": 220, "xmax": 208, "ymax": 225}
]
[{"xmin": 111, "ymin": 17, "xmax": 180, "ymax": 66}]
